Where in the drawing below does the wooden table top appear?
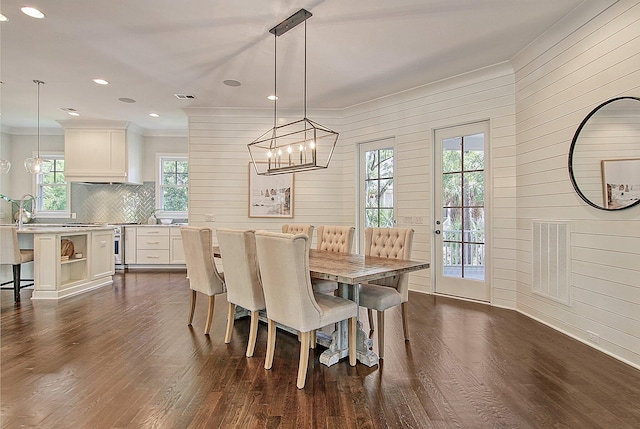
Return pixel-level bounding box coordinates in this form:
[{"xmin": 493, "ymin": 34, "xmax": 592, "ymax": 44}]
[{"xmin": 213, "ymin": 246, "xmax": 429, "ymax": 285}]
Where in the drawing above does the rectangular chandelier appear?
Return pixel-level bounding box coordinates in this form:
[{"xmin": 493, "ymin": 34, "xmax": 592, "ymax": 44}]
[{"xmin": 248, "ymin": 9, "xmax": 339, "ymax": 176}]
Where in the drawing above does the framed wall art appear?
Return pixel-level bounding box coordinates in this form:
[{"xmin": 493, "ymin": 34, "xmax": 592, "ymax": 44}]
[
  {"xmin": 248, "ymin": 163, "xmax": 294, "ymax": 218},
  {"xmin": 601, "ymin": 158, "xmax": 640, "ymax": 209}
]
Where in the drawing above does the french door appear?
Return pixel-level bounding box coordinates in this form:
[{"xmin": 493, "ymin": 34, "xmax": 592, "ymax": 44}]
[
  {"xmin": 434, "ymin": 122, "xmax": 490, "ymax": 301},
  {"xmin": 358, "ymin": 138, "xmax": 395, "ymax": 251}
]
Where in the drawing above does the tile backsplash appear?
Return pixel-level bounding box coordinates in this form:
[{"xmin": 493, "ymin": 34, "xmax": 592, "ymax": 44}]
[{"xmin": 37, "ymin": 182, "xmax": 157, "ymax": 224}]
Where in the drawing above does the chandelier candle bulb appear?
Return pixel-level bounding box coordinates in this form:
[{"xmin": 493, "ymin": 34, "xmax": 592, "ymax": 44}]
[{"xmin": 247, "ymin": 9, "xmax": 338, "ymax": 175}]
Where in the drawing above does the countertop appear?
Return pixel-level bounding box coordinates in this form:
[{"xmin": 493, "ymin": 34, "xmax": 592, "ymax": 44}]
[{"xmin": 11, "ymin": 225, "xmax": 117, "ymax": 234}]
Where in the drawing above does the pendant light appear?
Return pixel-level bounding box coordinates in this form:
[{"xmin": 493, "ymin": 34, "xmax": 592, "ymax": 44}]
[
  {"xmin": 24, "ymin": 80, "xmax": 52, "ymax": 175},
  {"xmin": 248, "ymin": 9, "xmax": 338, "ymax": 176}
]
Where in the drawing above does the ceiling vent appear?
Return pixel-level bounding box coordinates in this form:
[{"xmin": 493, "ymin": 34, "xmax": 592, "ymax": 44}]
[{"xmin": 174, "ymin": 93, "xmax": 196, "ymax": 100}]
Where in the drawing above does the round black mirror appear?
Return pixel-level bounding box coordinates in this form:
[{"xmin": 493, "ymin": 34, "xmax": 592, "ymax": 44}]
[{"xmin": 568, "ymin": 96, "xmax": 640, "ymax": 211}]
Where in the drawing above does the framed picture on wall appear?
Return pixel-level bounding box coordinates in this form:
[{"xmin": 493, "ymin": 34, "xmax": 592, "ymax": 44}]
[
  {"xmin": 248, "ymin": 162, "xmax": 294, "ymax": 218},
  {"xmin": 601, "ymin": 158, "xmax": 640, "ymax": 209}
]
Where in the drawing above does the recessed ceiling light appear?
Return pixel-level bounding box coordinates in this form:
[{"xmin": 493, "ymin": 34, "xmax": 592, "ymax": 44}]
[
  {"xmin": 0, "ymin": 13, "xmax": 9, "ymax": 22},
  {"xmin": 68, "ymin": 112, "xmax": 80, "ymax": 116},
  {"xmin": 223, "ymin": 79, "xmax": 241, "ymax": 87},
  {"xmin": 267, "ymin": 95, "xmax": 278, "ymax": 101},
  {"xmin": 149, "ymin": 113, "xmax": 159, "ymax": 118},
  {"xmin": 93, "ymin": 78, "xmax": 109, "ymax": 85},
  {"xmin": 174, "ymin": 93, "xmax": 196, "ymax": 100},
  {"xmin": 118, "ymin": 97, "xmax": 136, "ymax": 103},
  {"xmin": 21, "ymin": 7, "xmax": 45, "ymax": 19}
]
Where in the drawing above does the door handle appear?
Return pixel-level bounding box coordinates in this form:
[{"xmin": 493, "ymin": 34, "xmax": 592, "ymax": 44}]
[{"xmin": 435, "ymin": 230, "xmax": 441, "ymax": 234}]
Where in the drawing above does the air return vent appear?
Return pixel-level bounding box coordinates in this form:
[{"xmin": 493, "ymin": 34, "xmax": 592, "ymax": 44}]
[
  {"xmin": 174, "ymin": 94, "xmax": 196, "ymax": 100},
  {"xmin": 532, "ymin": 221, "xmax": 571, "ymax": 305}
]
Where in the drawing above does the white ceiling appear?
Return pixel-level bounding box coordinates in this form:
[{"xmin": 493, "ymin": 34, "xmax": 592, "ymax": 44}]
[{"xmin": 1, "ymin": 0, "xmax": 595, "ymax": 133}]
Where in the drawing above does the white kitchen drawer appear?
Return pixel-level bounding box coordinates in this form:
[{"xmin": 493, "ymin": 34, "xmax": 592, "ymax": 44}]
[
  {"xmin": 137, "ymin": 227, "xmax": 169, "ymax": 237},
  {"xmin": 136, "ymin": 249, "xmax": 170, "ymax": 264},
  {"xmin": 137, "ymin": 236, "xmax": 170, "ymax": 250}
]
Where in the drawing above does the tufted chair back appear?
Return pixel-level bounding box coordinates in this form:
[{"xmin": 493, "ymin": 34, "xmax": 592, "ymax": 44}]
[
  {"xmin": 364, "ymin": 227, "xmax": 414, "ymax": 301},
  {"xmin": 316, "ymin": 226, "xmax": 355, "ymax": 253},
  {"xmin": 281, "ymin": 224, "xmax": 314, "ymax": 238}
]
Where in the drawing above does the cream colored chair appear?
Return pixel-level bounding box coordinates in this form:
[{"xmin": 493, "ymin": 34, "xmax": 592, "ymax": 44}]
[
  {"xmin": 216, "ymin": 228, "xmax": 265, "ymax": 357},
  {"xmin": 312, "ymin": 225, "xmax": 356, "ymax": 294},
  {"xmin": 180, "ymin": 226, "xmax": 225, "ymax": 335},
  {"xmin": 359, "ymin": 227, "xmax": 414, "ymax": 358},
  {"xmin": 281, "ymin": 224, "xmax": 314, "ymax": 240},
  {"xmin": 255, "ymin": 231, "xmax": 357, "ymax": 389},
  {"xmin": 0, "ymin": 226, "xmax": 34, "ymax": 302}
]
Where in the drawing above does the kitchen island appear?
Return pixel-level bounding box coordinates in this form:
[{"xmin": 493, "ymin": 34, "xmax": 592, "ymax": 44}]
[{"xmin": 16, "ymin": 225, "xmax": 115, "ymax": 300}]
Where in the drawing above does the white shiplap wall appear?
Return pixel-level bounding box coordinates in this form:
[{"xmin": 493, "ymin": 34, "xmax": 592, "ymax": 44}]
[
  {"xmin": 185, "ymin": 108, "xmax": 347, "ymax": 249},
  {"xmin": 185, "ymin": 64, "xmax": 518, "ymax": 305},
  {"xmin": 512, "ymin": 0, "xmax": 640, "ymax": 368},
  {"xmin": 340, "ymin": 64, "xmax": 517, "ymax": 301}
]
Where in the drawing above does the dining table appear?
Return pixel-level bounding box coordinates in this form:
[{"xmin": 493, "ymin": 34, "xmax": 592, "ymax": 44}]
[{"xmin": 213, "ymin": 246, "xmax": 430, "ymax": 367}]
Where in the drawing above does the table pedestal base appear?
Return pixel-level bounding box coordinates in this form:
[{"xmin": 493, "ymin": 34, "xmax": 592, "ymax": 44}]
[{"xmin": 319, "ymin": 320, "xmax": 378, "ymax": 367}]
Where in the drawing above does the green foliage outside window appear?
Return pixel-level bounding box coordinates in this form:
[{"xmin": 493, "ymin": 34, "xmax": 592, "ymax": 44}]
[
  {"xmin": 365, "ymin": 148, "xmax": 394, "ymax": 227},
  {"xmin": 161, "ymin": 159, "xmax": 188, "ymax": 212},
  {"xmin": 38, "ymin": 159, "xmax": 67, "ymax": 212}
]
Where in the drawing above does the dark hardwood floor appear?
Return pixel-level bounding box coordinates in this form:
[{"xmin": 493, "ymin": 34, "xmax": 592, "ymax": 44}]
[{"xmin": 2, "ymin": 271, "xmax": 639, "ymax": 428}]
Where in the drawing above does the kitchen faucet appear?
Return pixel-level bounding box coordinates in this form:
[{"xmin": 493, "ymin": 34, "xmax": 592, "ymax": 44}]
[{"xmin": 17, "ymin": 194, "xmax": 35, "ymax": 229}]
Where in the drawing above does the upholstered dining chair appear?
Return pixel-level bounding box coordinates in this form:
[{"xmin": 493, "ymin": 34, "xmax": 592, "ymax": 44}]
[
  {"xmin": 0, "ymin": 226, "xmax": 34, "ymax": 302},
  {"xmin": 281, "ymin": 224, "xmax": 314, "ymax": 241},
  {"xmin": 359, "ymin": 227, "xmax": 414, "ymax": 358},
  {"xmin": 216, "ymin": 228, "xmax": 265, "ymax": 357},
  {"xmin": 312, "ymin": 225, "xmax": 356, "ymax": 294},
  {"xmin": 255, "ymin": 231, "xmax": 357, "ymax": 389},
  {"xmin": 180, "ymin": 226, "xmax": 226, "ymax": 335}
]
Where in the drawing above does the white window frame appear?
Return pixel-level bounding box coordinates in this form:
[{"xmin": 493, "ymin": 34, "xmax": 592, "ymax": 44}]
[
  {"xmin": 33, "ymin": 152, "xmax": 71, "ymax": 219},
  {"xmin": 155, "ymin": 153, "xmax": 188, "ymax": 219}
]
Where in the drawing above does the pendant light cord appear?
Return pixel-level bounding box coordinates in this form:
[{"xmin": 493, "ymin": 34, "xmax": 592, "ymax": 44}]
[{"xmin": 304, "ymin": 19, "xmax": 307, "ymax": 119}]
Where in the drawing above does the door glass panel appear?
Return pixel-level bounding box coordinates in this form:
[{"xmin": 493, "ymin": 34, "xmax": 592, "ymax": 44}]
[
  {"xmin": 442, "ymin": 137, "xmax": 462, "ymax": 173},
  {"xmin": 442, "ymin": 173, "xmax": 462, "ymax": 207},
  {"xmin": 463, "ymin": 172, "xmax": 484, "ymax": 206},
  {"xmin": 366, "ymin": 181, "xmax": 378, "ymax": 208},
  {"xmin": 366, "ymin": 151, "xmax": 379, "ymax": 179},
  {"xmin": 440, "ymin": 133, "xmax": 485, "ymax": 281}
]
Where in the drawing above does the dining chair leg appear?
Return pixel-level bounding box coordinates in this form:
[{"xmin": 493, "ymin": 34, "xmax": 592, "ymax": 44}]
[
  {"xmin": 367, "ymin": 309, "xmax": 374, "ymax": 331},
  {"xmin": 188, "ymin": 290, "xmax": 197, "ymax": 325},
  {"xmin": 204, "ymin": 295, "xmax": 215, "ymax": 335},
  {"xmin": 224, "ymin": 303, "xmax": 235, "ymax": 343},
  {"xmin": 13, "ymin": 264, "xmax": 21, "ymax": 302},
  {"xmin": 297, "ymin": 331, "xmax": 310, "ymax": 389},
  {"xmin": 401, "ymin": 301, "xmax": 409, "ymax": 341},
  {"xmin": 377, "ymin": 310, "xmax": 385, "ymax": 359},
  {"xmin": 348, "ymin": 317, "xmax": 356, "ymax": 366},
  {"xmin": 310, "ymin": 330, "xmax": 316, "ymax": 349},
  {"xmin": 246, "ymin": 310, "xmax": 259, "ymax": 357},
  {"xmin": 265, "ymin": 319, "xmax": 276, "ymax": 370}
]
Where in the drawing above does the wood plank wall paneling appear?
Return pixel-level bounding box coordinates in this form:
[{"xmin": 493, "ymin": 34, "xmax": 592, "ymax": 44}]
[
  {"xmin": 184, "ymin": 64, "xmax": 518, "ymax": 301},
  {"xmin": 513, "ymin": 1, "xmax": 640, "ymax": 368},
  {"xmin": 182, "ymin": 0, "xmax": 639, "ymax": 370},
  {"xmin": 340, "ymin": 64, "xmax": 517, "ymax": 299}
]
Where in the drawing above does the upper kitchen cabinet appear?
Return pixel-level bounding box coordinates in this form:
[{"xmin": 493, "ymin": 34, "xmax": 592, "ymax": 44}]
[{"xmin": 60, "ymin": 120, "xmax": 142, "ymax": 184}]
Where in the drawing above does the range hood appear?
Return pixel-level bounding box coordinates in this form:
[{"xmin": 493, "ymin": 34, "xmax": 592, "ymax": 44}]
[{"xmin": 59, "ymin": 120, "xmax": 143, "ymax": 185}]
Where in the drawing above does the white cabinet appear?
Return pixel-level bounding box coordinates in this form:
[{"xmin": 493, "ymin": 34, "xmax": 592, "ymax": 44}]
[
  {"xmin": 137, "ymin": 227, "xmax": 170, "ymax": 264},
  {"xmin": 170, "ymin": 228, "xmax": 185, "ymax": 264},
  {"xmin": 128, "ymin": 226, "xmax": 185, "ymax": 267},
  {"xmin": 91, "ymin": 230, "xmax": 115, "ymax": 279},
  {"xmin": 124, "ymin": 226, "xmax": 137, "ymax": 264},
  {"xmin": 61, "ymin": 120, "xmax": 142, "ymax": 184}
]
